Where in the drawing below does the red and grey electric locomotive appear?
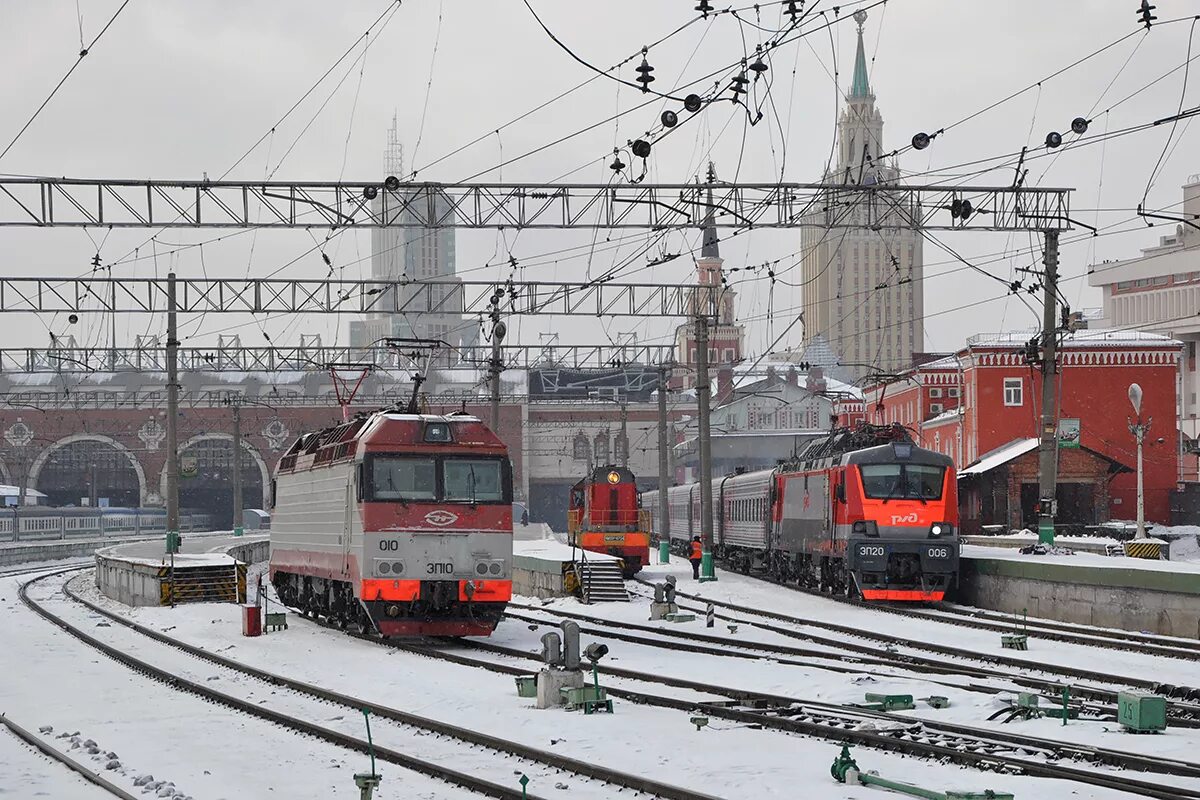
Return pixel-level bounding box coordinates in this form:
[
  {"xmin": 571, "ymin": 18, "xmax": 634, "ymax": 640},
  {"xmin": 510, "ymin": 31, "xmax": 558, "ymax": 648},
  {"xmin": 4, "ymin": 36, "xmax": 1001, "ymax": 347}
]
[
  {"xmin": 269, "ymin": 410, "xmax": 514, "ymax": 636},
  {"xmin": 643, "ymin": 423, "xmax": 959, "ymax": 601}
]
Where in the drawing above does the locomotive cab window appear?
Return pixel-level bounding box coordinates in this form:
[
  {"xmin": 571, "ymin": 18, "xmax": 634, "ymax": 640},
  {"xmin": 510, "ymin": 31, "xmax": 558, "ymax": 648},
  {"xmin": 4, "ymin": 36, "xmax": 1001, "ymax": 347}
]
[
  {"xmin": 371, "ymin": 457, "xmax": 436, "ymax": 501},
  {"xmin": 444, "ymin": 458, "xmax": 508, "ymax": 503},
  {"xmin": 859, "ymin": 463, "xmax": 945, "ymax": 501}
]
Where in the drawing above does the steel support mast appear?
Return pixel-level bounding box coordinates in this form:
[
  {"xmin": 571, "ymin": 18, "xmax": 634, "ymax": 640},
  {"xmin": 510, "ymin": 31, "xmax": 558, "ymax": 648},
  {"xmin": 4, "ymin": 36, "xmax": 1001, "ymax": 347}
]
[
  {"xmin": 165, "ymin": 272, "xmax": 180, "ymax": 554},
  {"xmin": 657, "ymin": 363, "xmax": 671, "ymax": 562},
  {"xmin": 232, "ymin": 400, "xmax": 243, "ymax": 538},
  {"xmin": 695, "ymin": 315, "xmax": 716, "ymax": 582},
  {"xmin": 1036, "ymin": 230, "xmax": 1060, "ymax": 546}
]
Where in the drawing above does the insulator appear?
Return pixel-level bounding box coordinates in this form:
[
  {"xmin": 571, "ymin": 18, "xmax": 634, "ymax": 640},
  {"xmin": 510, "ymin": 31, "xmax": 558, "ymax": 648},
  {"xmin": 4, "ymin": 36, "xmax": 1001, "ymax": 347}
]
[
  {"xmin": 730, "ymin": 70, "xmax": 749, "ymax": 98},
  {"xmin": 750, "ymin": 47, "xmax": 768, "ymax": 75},
  {"xmin": 959, "ymin": 200, "xmax": 973, "ymax": 220},
  {"xmin": 362, "ymin": 185, "xmax": 379, "ymax": 200},
  {"xmin": 610, "ymin": 154, "xmax": 626, "ymax": 172},
  {"xmin": 1071, "ymin": 117, "xmax": 1089, "ymax": 135},
  {"xmin": 1045, "ymin": 131, "xmax": 1063, "ymax": 149},
  {"xmin": 684, "ymin": 93, "xmax": 703, "ymax": 113},
  {"xmin": 661, "ymin": 109, "xmax": 679, "ymax": 128},
  {"xmin": 911, "ymin": 132, "xmax": 930, "ymax": 150},
  {"xmin": 635, "ymin": 54, "xmax": 655, "ymax": 92},
  {"xmin": 1139, "ymin": 0, "xmax": 1157, "ymax": 30},
  {"xmin": 384, "ymin": 175, "xmax": 401, "ymax": 191},
  {"xmin": 695, "ymin": 0, "xmax": 713, "ymax": 17},
  {"xmin": 631, "ymin": 139, "xmax": 652, "ymax": 159},
  {"xmin": 68, "ymin": 314, "xmax": 79, "ymax": 325},
  {"xmin": 951, "ymin": 199, "xmax": 963, "ymax": 219},
  {"xmin": 784, "ymin": 0, "xmax": 802, "ymax": 22}
]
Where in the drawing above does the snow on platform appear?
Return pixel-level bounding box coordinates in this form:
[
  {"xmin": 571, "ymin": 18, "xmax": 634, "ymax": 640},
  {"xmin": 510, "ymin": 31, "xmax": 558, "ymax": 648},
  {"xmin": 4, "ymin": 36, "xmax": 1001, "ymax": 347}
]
[
  {"xmin": 513, "ymin": 537, "xmax": 619, "ymax": 564},
  {"xmin": 964, "ymin": 543, "xmax": 1200, "ymax": 576},
  {"xmin": 97, "ymin": 533, "xmax": 266, "ymax": 568}
]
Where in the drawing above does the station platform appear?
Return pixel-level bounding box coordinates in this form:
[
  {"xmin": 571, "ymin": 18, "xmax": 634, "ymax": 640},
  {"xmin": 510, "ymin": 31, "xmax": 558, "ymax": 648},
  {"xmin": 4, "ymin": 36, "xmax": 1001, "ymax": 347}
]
[
  {"xmin": 95, "ymin": 533, "xmax": 268, "ymax": 607},
  {"xmin": 512, "ymin": 536, "xmax": 619, "ymax": 600},
  {"xmin": 959, "ymin": 545, "xmax": 1200, "ymax": 639}
]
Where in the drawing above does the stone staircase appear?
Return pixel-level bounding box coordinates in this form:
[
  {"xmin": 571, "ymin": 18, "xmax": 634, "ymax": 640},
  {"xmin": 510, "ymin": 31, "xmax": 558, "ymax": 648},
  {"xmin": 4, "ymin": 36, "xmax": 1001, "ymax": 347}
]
[{"xmin": 576, "ymin": 559, "xmax": 629, "ymax": 603}]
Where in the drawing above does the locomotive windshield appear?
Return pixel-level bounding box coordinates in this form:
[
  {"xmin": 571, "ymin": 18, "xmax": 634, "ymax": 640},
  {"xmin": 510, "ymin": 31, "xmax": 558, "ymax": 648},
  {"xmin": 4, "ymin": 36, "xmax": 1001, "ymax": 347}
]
[
  {"xmin": 366, "ymin": 455, "xmax": 511, "ymax": 504},
  {"xmin": 859, "ymin": 463, "xmax": 945, "ymax": 501},
  {"xmin": 444, "ymin": 459, "xmax": 505, "ymax": 502},
  {"xmin": 372, "ymin": 457, "xmax": 437, "ymax": 501}
]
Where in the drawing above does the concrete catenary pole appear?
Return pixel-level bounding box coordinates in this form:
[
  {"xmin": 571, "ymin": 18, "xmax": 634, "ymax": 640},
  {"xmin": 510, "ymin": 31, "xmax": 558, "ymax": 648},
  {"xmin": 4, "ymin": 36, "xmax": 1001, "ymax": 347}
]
[
  {"xmin": 1036, "ymin": 230, "xmax": 1060, "ymax": 546},
  {"xmin": 232, "ymin": 400, "xmax": 243, "ymax": 537},
  {"xmin": 489, "ymin": 318, "xmax": 506, "ymax": 433},
  {"xmin": 166, "ymin": 271, "xmax": 181, "ymax": 553},
  {"xmin": 695, "ymin": 314, "xmax": 717, "ymax": 581}
]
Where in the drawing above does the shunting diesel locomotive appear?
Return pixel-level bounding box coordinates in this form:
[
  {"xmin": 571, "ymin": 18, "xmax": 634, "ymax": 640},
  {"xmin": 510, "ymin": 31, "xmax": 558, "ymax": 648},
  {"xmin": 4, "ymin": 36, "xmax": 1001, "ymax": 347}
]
[
  {"xmin": 567, "ymin": 465, "xmax": 651, "ymax": 577},
  {"xmin": 269, "ymin": 410, "xmax": 514, "ymax": 636},
  {"xmin": 643, "ymin": 423, "xmax": 959, "ymax": 600}
]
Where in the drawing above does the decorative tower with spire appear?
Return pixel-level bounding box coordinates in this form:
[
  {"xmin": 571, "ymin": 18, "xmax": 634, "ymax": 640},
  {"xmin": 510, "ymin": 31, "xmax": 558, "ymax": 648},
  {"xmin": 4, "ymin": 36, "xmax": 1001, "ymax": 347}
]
[
  {"xmin": 795, "ymin": 10, "xmax": 925, "ymax": 379},
  {"xmin": 674, "ymin": 163, "xmax": 744, "ymax": 391},
  {"xmin": 838, "ymin": 10, "xmax": 886, "ymax": 181}
]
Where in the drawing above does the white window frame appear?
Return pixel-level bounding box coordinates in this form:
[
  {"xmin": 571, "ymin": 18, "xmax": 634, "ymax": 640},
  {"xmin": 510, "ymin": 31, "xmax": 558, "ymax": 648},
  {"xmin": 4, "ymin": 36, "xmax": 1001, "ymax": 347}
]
[{"xmin": 1003, "ymin": 377, "xmax": 1023, "ymax": 407}]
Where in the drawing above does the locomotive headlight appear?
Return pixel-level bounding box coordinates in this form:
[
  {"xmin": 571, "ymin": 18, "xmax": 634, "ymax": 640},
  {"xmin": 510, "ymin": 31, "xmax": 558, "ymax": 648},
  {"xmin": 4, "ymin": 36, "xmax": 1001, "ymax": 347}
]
[
  {"xmin": 392, "ymin": 561, "xmax": 405, "ymax": 574},
  {"xmin": 929, "ymin": 522, "xmax": 953, "ymax": 537},
  {"xmin": 488, "ymin": 562, "xmax": 503, "ymax": 576},
  {"xmin": 476, "ymin": 562, "xmax": 489, "ymax": 576}
]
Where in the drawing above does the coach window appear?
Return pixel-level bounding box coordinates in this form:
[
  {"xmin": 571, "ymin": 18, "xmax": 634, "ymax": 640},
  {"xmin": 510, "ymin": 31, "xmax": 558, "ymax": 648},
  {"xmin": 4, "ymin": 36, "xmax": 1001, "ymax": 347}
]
[
  {"xmin": 444, "ymin": 458, "xmax": 506, "ymax": 503},
  {"xmin": 1003, "ymin": 378, "xmax": 1023, "ymax": 406},
  {"xmin": 372, "ymin": 457, "xmax": 436, "ymax": 501}
]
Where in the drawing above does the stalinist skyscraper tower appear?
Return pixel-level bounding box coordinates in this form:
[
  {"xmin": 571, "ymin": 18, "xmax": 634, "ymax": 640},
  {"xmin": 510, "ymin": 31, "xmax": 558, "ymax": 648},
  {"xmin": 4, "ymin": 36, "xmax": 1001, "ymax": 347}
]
[{"xmin": 798, "ymin": 10, "xmax": 924, "ymax": 380}]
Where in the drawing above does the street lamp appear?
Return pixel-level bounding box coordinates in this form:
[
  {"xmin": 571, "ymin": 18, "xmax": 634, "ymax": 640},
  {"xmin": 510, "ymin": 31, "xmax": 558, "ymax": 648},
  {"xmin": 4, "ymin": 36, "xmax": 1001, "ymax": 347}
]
[{"xmin": 1128, "ymin": 383, "xmax": 1151, "ymax": 540}]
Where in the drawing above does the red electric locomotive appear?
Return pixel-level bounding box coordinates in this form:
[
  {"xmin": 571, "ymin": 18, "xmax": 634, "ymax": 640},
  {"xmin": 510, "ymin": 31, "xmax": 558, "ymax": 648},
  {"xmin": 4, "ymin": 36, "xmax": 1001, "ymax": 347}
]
[
  {"xmin": 645, "ymin": 424, "xmax": 959, "ymax": 601},
  {"xmin": 270, "ymin": 410, "xmax": 514, "ymax": 637},
  {"xmin": 567, "ymin": 465, "xmax": 650, "ymax": 577}
]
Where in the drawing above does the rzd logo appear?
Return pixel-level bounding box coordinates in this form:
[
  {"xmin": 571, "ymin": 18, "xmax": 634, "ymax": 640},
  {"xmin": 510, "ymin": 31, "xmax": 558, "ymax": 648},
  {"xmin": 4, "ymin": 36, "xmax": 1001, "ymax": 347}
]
[
  {"xmin": 424, "ymin": 510, "xmax": 459, "ymax": 527},
  {"xmin": 890, "ymin": 512, "xmax": 919, "ymax": 525}
]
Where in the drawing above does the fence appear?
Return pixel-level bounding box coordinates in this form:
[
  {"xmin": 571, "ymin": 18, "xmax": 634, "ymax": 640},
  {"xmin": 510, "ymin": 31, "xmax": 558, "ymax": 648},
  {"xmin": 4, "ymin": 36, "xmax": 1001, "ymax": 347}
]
[{"xmin": 0, "ymin": 508, "xmax": 215, "ymax": 542}]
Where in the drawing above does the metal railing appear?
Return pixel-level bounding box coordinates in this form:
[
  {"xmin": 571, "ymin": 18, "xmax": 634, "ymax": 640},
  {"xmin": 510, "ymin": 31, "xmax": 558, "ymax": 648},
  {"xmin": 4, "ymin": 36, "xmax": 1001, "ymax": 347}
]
[{"xmin": 0, "ymin": 508, "xmax": 215, "ymax": 542}]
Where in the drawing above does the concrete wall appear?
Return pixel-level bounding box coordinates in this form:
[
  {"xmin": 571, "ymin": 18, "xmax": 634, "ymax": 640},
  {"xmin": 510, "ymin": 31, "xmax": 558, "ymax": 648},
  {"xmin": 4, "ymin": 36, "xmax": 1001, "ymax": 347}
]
[
  {"xmin": 94, "ymin": 555, "xmax": 164, "ymax": 607},
  {"xmin": 959, "ymin": 557, "xmax": 1200, "ymax": 639}
]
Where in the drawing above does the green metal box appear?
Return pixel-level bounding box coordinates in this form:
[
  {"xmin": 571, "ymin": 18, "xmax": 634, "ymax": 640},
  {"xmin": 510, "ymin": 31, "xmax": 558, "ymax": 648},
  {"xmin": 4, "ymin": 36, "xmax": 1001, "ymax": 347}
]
[
  {"xmin": 863, "ymin": 693, "xmax": 915, "ymax": 711},
  {"xmin": 515, "ymin": 676, "xmax": 537, "ymax": 698},
  {"xmin": 1118, "ymin": 691, "xmax": 1167, "ymax": 732}
]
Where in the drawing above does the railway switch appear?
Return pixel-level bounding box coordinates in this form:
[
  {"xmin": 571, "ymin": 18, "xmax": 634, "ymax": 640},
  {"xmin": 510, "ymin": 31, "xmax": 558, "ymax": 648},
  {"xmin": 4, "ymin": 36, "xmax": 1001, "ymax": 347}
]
[
  {"xmin": 831, "ymin": 744, "xmax": 1015, "ymax": 799},
  {"xmin": 861, "ymin": 693, "xmax": 915, "ymax": 712}
]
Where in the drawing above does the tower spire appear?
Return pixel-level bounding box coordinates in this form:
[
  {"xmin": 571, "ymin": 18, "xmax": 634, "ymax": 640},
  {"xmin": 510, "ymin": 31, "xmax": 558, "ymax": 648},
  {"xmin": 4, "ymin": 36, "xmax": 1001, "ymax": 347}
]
[
  {"xmin": 701, "ymin": 162, "xmax": 719, "ymax": 259},
  {"xmin": 850, "ymin": 10, "xmax": 871, "ymax": 99}
]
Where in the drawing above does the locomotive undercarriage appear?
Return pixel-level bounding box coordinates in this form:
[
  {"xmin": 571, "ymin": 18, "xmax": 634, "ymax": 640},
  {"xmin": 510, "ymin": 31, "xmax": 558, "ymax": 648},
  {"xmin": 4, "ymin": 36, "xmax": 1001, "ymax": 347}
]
[{"xmin": 272, "ymin": 571, "xmax": 505, "ymax": 636}]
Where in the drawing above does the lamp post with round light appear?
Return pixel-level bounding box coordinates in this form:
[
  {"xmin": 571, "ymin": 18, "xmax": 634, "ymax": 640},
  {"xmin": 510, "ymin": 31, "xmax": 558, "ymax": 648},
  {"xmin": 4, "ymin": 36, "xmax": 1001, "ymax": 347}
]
[{"xmin": 1128, "ymin": 383, "xmax": 1151, "ymax": 540}]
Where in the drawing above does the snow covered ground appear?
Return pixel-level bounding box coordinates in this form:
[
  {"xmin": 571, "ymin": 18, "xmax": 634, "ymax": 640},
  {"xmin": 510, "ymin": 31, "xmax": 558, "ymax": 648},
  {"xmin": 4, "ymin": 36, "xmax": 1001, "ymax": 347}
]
[
  {"xmin": 3, "ymin": 557, "xmax": 1191, "ymax": 798},
  {"xmin": 0, "ymin": 725, "xmax": 114, "ymax": 800}
]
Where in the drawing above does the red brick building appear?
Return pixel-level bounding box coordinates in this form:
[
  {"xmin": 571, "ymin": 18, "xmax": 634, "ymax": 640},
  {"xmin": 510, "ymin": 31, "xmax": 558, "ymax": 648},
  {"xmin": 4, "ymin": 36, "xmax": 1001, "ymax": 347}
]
[{"xmin": 862, "ymin": 329, "xmax": 1182, "ymax": 528}]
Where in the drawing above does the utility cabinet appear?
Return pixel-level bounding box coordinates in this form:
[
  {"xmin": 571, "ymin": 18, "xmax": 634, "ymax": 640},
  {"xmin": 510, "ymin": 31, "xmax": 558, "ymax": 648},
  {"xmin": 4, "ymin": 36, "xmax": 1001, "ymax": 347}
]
[{"xmin": 1118, "ymin": 691, "xmax": 1167, "ymax": 733}]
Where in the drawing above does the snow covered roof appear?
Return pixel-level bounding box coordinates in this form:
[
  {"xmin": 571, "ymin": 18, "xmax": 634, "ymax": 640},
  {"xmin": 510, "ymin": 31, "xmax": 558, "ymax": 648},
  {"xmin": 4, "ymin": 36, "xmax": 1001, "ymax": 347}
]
[
  {"xmin": 916, "ymin": 355, "xmax": 959, "ymax": 370},
  {"xmin": 958, "ymin": 438, "xmax": 1038, "ymax": 477},
  {"xmin": 967, "ymin": 328, "xmax": 1179, "ymax": 348},
  {"xmin": 921, "ymin": 406, "xmax": 963, "ymax": 427},
  {"xmin": 730, "ymin": 360, "xmax": 863, "ymax": 399},
  {"xmin": 0, "ymin": 485, "xmax": 46, "ymax": 498}
]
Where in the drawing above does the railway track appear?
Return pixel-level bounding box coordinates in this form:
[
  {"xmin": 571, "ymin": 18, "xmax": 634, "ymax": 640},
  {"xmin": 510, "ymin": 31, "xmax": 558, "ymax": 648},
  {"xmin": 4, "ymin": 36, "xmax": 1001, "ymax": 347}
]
[
  {"xmin": 919, "ymin": 602, "xmax": 1200, "ymax": 658},
  {"xmin": 437, "ymin": 639, "xmax": 1200, "ymax": 799},
  {"xmin": 0, "ymin": 714, "xmax": 137, "ymax": 800},
  {"xmin": 35, "ymin": 568, "xmax": 717, "ymax": 800},
  {"xmin": 48, "ymin": 565, "xmax": 1200, "ymax": 798},
  {"xmin": 632, "ymin": 578, "xmax": 1200, "ymax": 715}
]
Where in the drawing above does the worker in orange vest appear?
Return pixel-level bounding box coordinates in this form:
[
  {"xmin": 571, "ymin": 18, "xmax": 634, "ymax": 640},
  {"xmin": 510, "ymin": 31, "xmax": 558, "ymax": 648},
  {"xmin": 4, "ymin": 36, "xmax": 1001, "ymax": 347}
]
[{"xmin": 689, "ymin": 536, "xmax": 703, "ymax": 580}]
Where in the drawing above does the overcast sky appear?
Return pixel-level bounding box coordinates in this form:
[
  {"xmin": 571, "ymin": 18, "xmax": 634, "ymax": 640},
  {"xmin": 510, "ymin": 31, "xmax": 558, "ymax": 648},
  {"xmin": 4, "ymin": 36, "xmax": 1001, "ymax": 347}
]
[{"xmin": 0, "ymin": 1, "xmax": 1196, "ymax": 366}]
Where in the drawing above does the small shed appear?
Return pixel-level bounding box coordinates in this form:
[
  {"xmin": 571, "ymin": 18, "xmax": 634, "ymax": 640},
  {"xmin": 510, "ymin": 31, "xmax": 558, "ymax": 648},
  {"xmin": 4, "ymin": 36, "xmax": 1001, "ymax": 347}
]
[
  {"xmin": 957, "ymin": 437, "xmax": 1131, "ymax": 535},
  {"xmin": 0, "ymin": 485, "xmax": 48, "ymax": 506}
]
